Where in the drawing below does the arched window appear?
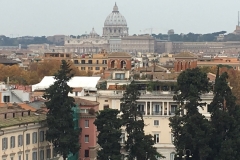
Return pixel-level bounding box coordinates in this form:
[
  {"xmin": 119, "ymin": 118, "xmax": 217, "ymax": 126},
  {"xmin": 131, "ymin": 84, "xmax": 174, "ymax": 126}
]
[{"xmin": 170, "ymin": 152, "xmax": 175, "ymax": 160}]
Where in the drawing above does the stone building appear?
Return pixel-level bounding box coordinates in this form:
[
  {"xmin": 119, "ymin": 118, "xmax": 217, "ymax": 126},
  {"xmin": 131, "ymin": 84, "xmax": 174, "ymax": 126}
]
[
  {"xmin": 64, "ymin": 28, "xmax": 109, "ymax": 54},
  {"xmin": 121, "ymin": 35, "xmax": 155, "ymax": 53},
  {"xmin": 173, "ymin": 52, "xmax": 198, "ymax": 72},
  {"xmin": 107, "ymin": 52, "xmax": 132, "ymax": 70}
]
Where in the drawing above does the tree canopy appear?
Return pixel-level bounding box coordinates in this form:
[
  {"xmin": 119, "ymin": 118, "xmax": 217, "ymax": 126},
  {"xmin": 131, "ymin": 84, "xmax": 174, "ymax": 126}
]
[
  {"xmin": 43, "ymin": 60, "xmax": 80, "ymax": 160},
  {"xmin": 169, "ymin": 68, "xmax": 212, "ymax": 160},
  {"xmin": 0, "ymin": 60, "xmax": 90, "ymax": 85},
  {"xmin": 94, "ymin": 109, "xmax": 122, "ymax": 160},
  {"xmin": 121, "ymin": 81, "xmax": 164, "ymax": 160}
]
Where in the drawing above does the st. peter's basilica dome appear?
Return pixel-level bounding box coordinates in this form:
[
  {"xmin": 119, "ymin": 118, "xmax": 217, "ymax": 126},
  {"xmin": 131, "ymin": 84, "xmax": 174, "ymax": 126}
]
[{"xmin": 102, "ymin": 3, "xmax": 129, "ymax": 38}]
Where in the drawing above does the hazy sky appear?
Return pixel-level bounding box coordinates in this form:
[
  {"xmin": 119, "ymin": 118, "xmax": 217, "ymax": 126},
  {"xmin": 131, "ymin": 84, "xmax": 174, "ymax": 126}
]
[{"xmin": 0, "ymin": 0, "xmax": 239, "ymax": 37}]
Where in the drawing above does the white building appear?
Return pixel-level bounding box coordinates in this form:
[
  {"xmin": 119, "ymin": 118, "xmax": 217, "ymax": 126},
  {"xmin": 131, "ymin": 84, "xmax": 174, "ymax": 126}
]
[{"xmin": 96, "ymin": 74, "xmax": 213, "ymax": 160}]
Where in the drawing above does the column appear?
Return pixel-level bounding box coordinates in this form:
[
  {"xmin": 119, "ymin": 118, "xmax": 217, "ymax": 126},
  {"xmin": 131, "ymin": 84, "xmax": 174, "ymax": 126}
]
[{"xmin": 167, "ymin": 102, "xmax": 169, "ymax": 116}]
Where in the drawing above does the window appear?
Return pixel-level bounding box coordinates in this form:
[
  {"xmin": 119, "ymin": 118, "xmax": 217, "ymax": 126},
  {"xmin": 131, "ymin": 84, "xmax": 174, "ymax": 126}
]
[
  {"xmin": 88, "ymin": 60, "xmax": 92, "ymax": 64},
  {"xmin": 154, "ymin": 120, "xmax": 159, "ymax": 126},
  {"xmin": 104, "ymin": 105, "xmax": 109, "ymax": 109},
  {"xmin": 85, "ymin": 135, "xmax": 89, "ymax": 143},
  {"xmin": 80, "ymin": 109, "xmax": 89, "ymax": 113},
  {"xmin": 95, "ymin": 67, "xmax": 100, "ymax": 70},
  {"xmin": 32, "ymin": 151, "xmax": 37, "ymax": 160},
  {"xmin": 85, "ymin": 150, "xmax": 89, "ymax": 157},
  {"xmin": 85, "ymin": 120, "xmax": 89, "ymax": 128},
  {"xmin": 75, "ymin": 92, "xmax": 78, "ymax": 96},
  {"xmin": 26, "ymin": 133, "xmax": 30, "ymax": 145},
  {"xmin": 40, "ymin": 150, "xmax": 44, "ymax": 160},
  {"xmin": 154, "ymin": 134, "xmax": 159, "ymax": 143},
  {"xmin": 47, "ymin": 148, "xmax": 51, "ymax": 159},
  {"xmin": 115, "ymin": 73, "xmax": 125, "ymax": 80},
  {"xmin": 32, "ymin": 132, "xmax": 37, "ymax": 144},
  {"xmin": 171, "ymin": 134, "xmax": 174, "ymax": 143},
  {"xmin": 26, "ymin": 154, "xmax": 28, "ymax": 160},
  {"xmin": 104, "ymin": 100, "xmax": 108, "ymax": 102},
  {"xmin": 40, "ymin": 131, "xmax": 44, "ymax": 142},
  {"xmin": 18, "ymin": 135, "xmax": 23, "ymax": 147},
  {"xmin": 81, "ymin": 60, "xmax": 85, "ymax": 64},
  {"xmin": 170, "ymin": 152, "xmax": 175, "ymax": 160},
  {"xmin": 2, "ymin": 137, "xmax": 8, "ymax": 150},
  {"xmin": 120, "ymin": 133, "xmax": 125, "ymax": 143},
  {"xmin": 3, "ymin": 96, "xmax": 10, "ymax": 102},
  {"xmin": 11, "ymin": 157, "xmax": 13, "ymax": 160},
  {"xmin": 74, "ymin": 60, "xmax": 78, "ymax": 64},
  {"xmin": 81, "ymin": 67, "xmax": 85, "ymax": 70},
  {"xmin": 170, "ymin": 105, "xmax": 177, "ymax": 115},
  {"xmin": 18, "ymin": 155, "xmax": 21, "ymax": 160},
  {"xmin": 10, "ymin": 136, "xmax": 15, "ymax": 148},
  {"xmin": 88, "ymin": 67, "xmax": 93, "ymax": 70}
]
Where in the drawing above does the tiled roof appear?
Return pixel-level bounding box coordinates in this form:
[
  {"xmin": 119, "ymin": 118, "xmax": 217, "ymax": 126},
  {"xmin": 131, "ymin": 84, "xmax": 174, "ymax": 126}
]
[
  {"xmin": 0, "ymin": 103, "xmax": 37, "ymax": 112},
  {"xmin": 0, "ymin": 57, "xmax": 20, "ymax": 64},
  {"xmin": 0, "ymin": 114, "xmax": 46, "ymax": 128},
  {"xmin": 73, "ymin": 87, "xmax": 83, "ymax": 92},
  {"xmin": 174, "ymin": 52, "xmax": 197, "ymax": 58},
  {"xmin": 74, "ymin": 98, "xmax": 99, "ymax": 106},
  {"xmin": 139, "ymin": 65, "xmax": 166, "ymax": 72},
  {"xmin": 108, "ymin": 52, "xmax": 131, "ymax": 58}
]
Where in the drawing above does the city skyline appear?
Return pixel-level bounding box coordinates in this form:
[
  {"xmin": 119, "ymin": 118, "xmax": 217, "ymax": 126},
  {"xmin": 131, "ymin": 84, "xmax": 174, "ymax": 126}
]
[{"xmin": 0, "ymin": 0, "xmax": 239, "ymax": 37}]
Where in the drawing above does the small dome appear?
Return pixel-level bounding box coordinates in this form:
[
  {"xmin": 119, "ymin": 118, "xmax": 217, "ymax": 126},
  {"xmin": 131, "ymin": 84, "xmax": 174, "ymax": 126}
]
[
  {"xmin": 104, "ymin": 3, "xmax": 127, "ymax": 26},
  {"xmin": 89, "ymin": 28, "xmax": 98, "ymax": 36}
]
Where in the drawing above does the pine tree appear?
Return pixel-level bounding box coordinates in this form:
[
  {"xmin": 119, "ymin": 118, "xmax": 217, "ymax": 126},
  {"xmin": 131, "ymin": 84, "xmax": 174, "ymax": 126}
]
[
  {"xmin": 208, "ymin": 67, "xmax": 240, "ymax": 160},
  {"xmin": 43, "ymin": 60, "xmax": 80, "ymax": 160},
  {"xmin": 169, "ymin": 68, "xmax": 212, "ymax": 160},
  {"xmin": 121, "ymin": 81, "xmax": 164, "ymax": 160},
  {"xmin": 94, "ymin": 109, "xmax": 122, "ymax": 160}
]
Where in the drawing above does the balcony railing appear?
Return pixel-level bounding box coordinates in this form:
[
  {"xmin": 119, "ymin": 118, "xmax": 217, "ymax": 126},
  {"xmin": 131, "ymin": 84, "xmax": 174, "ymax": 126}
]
[{"xmin": 152, "ymin": 111, "xmax": 163, "ymax": 115}]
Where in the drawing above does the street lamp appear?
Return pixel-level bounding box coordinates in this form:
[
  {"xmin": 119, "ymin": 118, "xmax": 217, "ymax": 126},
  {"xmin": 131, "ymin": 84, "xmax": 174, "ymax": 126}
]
[{"xmin": 176, "ymin": 148, "xmax": 192, "ymax": 159}]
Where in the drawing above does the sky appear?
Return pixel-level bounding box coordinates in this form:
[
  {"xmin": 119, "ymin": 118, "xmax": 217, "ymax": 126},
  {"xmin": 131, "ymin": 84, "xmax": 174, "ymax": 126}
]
[{"xmin": 0, "ymin": 0, "xmax": 239, "ymax": 37}]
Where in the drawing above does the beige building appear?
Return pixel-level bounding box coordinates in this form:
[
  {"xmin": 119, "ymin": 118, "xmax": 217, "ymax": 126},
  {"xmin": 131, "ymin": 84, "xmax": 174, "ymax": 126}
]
[
  {"xmin": 64, "ymin": 28, "xmax": 109, "ymax": 54},
  {"xmin": 0, "ymin": 103, "xmax": 59, "ymax": 160},
  {"xmin": 121, "ymin": 35, "xmax": 155, "ymax": 53},
  {"xmin": 97, "ymin": 73, "xmax": 213, "ymax": 160},
  {"xmin": 72, "ymin": 50, "xmax": 108, "ymax": 73}
]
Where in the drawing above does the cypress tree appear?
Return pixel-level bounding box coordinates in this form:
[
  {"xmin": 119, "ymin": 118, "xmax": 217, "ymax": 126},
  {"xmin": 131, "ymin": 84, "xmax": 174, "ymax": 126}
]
[
  {"xmin": 121, "ymin": 81, "xmax": 164, "ymax": 160},
  {"xmin": 94, "ymin": 109, "xmax": 122, "ymax": 160},
  {"xmin": 208, "ymin": 67, "xmax": 240, "ymax": 160},
  {"xmin": 169, "ymin": 68, "xmax": 212, "ymax": 160},
  {"xmin": 43, "ymin": 60, "xmax": 80, "ymax": 160}
]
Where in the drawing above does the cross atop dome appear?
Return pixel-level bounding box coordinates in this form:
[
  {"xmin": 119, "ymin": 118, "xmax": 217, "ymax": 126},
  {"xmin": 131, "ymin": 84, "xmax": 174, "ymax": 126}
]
[{"xmin": 113, "ymin": 2, "xmax": 118, "ymax": 12}]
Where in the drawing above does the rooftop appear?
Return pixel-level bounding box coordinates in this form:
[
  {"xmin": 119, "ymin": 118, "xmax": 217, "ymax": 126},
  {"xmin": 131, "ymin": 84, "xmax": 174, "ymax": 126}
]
[
  {"xmin": 74, "ymin": 97, "xmax": 99, "ymax": 106},
  {"xmin": 0, "ymin": 114, "xmax": 46, "ymax": 128},
  {"xmin": 108, "ymin": 52, "xmax": 131, "ymax": 58}
]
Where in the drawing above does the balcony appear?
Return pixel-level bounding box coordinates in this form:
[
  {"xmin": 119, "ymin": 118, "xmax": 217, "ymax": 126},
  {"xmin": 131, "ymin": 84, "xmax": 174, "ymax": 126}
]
[{"xmin": 152, "ymin": 111, "xmax": 163, "ymax": 115}]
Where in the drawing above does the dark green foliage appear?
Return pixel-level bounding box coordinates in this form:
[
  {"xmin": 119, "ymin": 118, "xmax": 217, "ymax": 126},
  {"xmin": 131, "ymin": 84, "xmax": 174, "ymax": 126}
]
[
  {"xmin": 121, "ymin": 81, "xmax": 164, "ymax": 160},
  {"xmin": 169, "ymin": 68, "xmax": 212, "ymax": 160},
  {"xmin": 43, "ymin": 60, "xmax": 80, "ymax": 160},
  {"xmin": 208, "ymin": 68, "xmax": 240, "ymax": 160},
  {"xmin": 152, "ymin": 31, "xmax": 229, "ymax": 42},
  {"xmin": 94, "ymin": 109, "xmax": 122, "ymax": 160}
]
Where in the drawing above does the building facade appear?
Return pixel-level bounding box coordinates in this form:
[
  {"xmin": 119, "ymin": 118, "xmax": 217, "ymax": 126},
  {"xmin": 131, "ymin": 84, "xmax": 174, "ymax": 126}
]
[
  {"xmin": 0, "ymin": 103, "xmax": 59, "ymax": 160},
  {"xmin": 96, "ymin": 77, "xmax": 213, "ymax": 160},
  {"xmin": 75, "ymin": 98, "xmax": 99, "ymax": 160}
]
